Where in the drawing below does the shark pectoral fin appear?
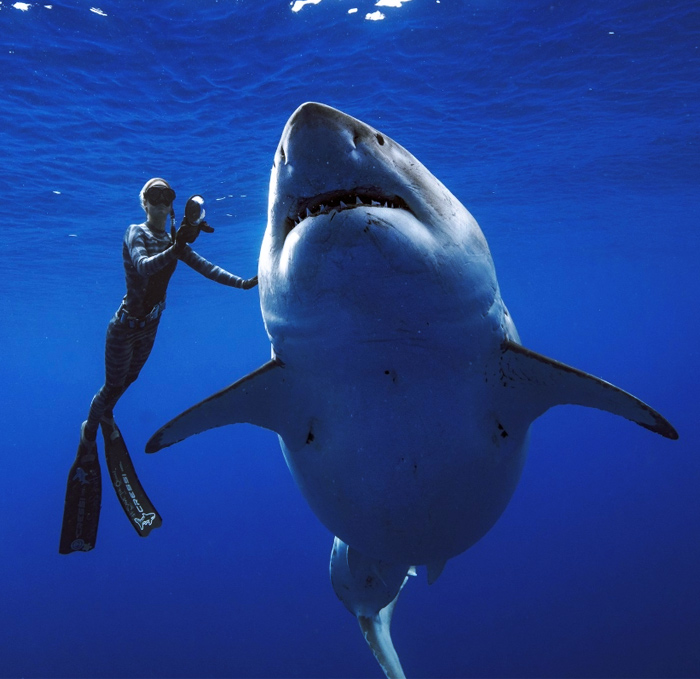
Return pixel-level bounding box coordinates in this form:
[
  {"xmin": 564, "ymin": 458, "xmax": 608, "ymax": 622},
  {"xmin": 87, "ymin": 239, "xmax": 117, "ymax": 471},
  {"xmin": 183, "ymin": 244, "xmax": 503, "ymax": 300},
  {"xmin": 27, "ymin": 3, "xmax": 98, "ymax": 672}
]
[
  {"xmin": 330, "ymin": 537, "xmax": 412, "ymax": 679},
  {"xmin": 146, "ymin": 359, "xmax": 304, "ymax": 453},
  {"xmin": 500, "ymin": 340, "xmax": 678, "ymax": 439}
]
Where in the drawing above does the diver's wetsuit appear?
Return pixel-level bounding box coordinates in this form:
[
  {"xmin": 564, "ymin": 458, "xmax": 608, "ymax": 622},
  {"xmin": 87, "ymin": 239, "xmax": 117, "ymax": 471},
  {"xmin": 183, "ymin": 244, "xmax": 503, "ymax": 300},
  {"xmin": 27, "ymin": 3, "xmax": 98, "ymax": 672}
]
[{"xmin": 84, "ymin": 222, "xmax": 249, "ymax": 440}]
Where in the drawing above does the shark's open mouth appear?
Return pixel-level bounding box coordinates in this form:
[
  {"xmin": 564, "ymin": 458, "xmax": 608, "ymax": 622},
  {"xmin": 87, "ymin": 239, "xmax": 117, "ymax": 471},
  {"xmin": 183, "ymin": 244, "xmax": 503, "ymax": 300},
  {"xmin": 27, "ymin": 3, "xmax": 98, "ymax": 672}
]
[{"xmin": 289, "ymin": 187, "xmax": 412, "ymax": 227}]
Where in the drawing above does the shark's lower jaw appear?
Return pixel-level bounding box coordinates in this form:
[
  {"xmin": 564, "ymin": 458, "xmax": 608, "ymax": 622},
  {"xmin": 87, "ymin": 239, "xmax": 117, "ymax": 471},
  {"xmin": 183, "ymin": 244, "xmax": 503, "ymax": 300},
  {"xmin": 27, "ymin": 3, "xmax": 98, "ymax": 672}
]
[{"xmin": 287, "ymin": 187, "xmax": 412, "ymax": 229}]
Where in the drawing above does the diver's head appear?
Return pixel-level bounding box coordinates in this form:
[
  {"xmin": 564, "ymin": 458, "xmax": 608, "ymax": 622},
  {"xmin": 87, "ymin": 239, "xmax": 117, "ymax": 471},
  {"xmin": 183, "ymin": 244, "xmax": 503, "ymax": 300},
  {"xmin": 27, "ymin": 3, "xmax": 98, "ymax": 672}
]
[
  {"xmin": 141, "ymin": 177, "xmax": 176, "ymax": 231},
  {"xmin": 140, "ymin": 177, "xmax": 176, "ymax": 211}
]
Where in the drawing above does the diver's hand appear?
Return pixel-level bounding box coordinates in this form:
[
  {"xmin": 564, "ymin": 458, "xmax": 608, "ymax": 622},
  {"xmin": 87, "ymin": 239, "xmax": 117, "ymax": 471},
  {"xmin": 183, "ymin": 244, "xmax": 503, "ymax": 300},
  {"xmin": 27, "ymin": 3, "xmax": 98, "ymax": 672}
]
[
  {"xmin": 174, "ymin": 218, "xmax": 200, "ymax": 249},
  {"xmin": 242, "ymin": 276, "xmax": 258, "ymax": 290},
  {"xmin": 199, "ymin": 220, "xmax": 214, "ymax": 234}
]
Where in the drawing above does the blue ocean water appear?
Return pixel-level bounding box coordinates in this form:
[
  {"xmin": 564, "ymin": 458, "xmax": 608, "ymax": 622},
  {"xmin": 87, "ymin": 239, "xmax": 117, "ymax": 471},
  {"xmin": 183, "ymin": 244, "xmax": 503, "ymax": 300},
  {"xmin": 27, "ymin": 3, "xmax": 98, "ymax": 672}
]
[{"xmin": 1, "ymin": 0, "xmax": 698, "ymax": 677}]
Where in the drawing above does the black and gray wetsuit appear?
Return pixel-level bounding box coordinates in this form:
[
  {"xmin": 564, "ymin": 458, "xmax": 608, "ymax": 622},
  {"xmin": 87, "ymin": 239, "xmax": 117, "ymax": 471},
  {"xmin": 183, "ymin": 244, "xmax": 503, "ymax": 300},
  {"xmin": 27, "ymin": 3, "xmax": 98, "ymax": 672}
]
[{"xmin": 84, "ymin": 222, "xmax": 250, "ymax": 439}]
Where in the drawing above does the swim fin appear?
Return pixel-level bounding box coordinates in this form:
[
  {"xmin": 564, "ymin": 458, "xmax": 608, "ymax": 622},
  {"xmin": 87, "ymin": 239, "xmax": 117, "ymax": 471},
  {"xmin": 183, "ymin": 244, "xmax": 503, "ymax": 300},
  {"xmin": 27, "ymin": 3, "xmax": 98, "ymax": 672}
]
[
  {"xmin": 101, "ymin": 417, "xmax": 162, "ymax": 537},
  {"xmin": 59, "ymin": 437, "xmax": 102, "ymax": 554}
]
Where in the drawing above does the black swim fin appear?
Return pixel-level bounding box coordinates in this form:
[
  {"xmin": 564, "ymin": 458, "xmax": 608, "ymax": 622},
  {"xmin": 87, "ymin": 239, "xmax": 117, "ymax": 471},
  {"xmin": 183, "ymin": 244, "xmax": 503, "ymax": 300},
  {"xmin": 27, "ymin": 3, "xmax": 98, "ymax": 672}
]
[
  {"xmin": 101, "ymin": 417, "xmax": 162, "ymax": 537},
  {"xmin": 59, "ymin": 438, "xmax": 102, "ymax": 554}
]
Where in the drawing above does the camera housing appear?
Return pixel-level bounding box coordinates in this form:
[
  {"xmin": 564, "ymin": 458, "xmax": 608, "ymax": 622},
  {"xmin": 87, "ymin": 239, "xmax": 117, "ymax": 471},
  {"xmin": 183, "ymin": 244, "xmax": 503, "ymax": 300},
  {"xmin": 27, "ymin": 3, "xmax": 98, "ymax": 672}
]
[{"xmin": 184, "ymin": 195, "xmax": 206, "ymax": 226}]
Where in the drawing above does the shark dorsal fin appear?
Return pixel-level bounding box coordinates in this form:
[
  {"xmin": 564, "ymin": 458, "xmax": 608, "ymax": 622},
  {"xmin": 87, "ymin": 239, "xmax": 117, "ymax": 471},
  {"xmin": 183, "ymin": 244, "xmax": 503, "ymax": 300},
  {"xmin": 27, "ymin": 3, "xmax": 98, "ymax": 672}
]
[{"xmin": 499, "ymin": 340, "xmax": 678, "ymax": 439}]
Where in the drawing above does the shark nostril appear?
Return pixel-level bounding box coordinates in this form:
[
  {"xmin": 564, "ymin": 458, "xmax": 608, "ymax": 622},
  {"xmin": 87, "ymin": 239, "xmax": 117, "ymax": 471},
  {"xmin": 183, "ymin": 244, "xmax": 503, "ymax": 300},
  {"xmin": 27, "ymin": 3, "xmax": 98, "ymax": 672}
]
[{"xmin": 376, "ymin": 133, "xmax": 385, "ymax": 146}]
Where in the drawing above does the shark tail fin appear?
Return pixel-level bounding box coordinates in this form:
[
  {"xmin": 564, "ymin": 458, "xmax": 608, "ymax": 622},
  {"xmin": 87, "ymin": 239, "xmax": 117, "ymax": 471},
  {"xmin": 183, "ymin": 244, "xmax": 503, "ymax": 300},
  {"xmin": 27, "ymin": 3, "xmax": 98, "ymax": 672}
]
[
  {"xmin": 146, "ymin": 359, "xmax": 306, "ymax": 453},
  {"xmin": 330, "ymin": 538, "xmax": 412, "ymax": 679},
  {"xmin": 500, "ymin": 340, "xmax": 678, "ymax": 439},
  {"xmin": 358, "ymin": 604, "xmax": 406, "ymax": 679}
]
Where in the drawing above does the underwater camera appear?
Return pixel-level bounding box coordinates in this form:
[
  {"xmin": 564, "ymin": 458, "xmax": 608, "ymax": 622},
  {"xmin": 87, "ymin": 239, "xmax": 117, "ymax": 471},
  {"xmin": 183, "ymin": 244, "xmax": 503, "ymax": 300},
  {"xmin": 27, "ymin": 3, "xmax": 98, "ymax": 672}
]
[
  {"xmin": 184, "ymin": 194, "xmax": 214, "ymax": 234},
  {"xmin": 184, "ymin": 195, "xmax": 206, "ymax": 226}
]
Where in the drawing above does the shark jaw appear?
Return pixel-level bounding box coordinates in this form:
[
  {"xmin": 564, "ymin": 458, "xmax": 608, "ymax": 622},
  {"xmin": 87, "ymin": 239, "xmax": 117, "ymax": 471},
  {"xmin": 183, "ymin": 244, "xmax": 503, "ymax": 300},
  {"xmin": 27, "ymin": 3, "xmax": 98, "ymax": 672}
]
[{"xmin": 287, "ymin": 187, "xmax": 412, "ymax": 231}]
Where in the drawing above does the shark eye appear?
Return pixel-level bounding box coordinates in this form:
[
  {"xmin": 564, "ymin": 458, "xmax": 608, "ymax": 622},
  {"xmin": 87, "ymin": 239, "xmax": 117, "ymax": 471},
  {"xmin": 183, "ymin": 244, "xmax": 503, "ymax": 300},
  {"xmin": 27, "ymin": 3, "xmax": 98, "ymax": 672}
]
[{"xmin": 376, "ymin": 134, "xmax": 385, "ymax": 146}]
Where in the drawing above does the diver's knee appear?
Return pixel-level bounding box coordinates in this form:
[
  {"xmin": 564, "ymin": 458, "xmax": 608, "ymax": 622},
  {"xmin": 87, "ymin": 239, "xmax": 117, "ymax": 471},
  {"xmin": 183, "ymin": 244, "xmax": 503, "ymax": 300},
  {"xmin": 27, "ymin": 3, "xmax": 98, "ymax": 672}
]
[{"xmin": 100, "ymin": 383, "xmax": 126, "ymax": 402}]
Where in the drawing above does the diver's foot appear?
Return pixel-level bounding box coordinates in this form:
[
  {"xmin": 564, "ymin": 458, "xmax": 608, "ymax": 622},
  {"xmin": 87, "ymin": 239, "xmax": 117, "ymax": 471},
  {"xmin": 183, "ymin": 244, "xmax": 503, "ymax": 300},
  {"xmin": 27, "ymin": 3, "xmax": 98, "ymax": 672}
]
[
  {"xmin": 79, "ymin": 421, "xmax": 98, "ymax": 461},
  {"xmin": 99, "ymin": 415, "xmax": 121, "ymax": 442},
  {"xmin": 80, "ymin": 420, "xmax": 97, "ymax": 444}
]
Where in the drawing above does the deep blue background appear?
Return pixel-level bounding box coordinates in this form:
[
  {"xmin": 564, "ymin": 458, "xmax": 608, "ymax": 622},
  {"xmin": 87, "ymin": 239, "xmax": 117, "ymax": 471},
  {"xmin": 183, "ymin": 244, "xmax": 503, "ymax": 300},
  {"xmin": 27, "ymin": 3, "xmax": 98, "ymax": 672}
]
[{"xmin": 1, "ymin": 1, "xmax": 698, "ymax": 677}]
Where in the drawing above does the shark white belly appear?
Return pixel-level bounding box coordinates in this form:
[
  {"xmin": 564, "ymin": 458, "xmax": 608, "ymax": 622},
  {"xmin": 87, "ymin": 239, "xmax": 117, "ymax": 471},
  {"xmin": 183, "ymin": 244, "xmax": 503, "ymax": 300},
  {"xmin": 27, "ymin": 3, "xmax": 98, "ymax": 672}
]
[{"xmin": 147, "ymin": 102, "xmax": 677, "ymax": 678}]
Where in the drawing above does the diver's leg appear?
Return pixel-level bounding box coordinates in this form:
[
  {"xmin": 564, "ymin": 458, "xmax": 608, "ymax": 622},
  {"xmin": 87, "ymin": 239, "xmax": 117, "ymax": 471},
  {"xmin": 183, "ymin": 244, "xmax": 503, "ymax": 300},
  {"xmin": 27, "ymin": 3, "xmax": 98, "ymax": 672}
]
[
  {"xmin": 60, "ymin": 316, "xmax": 131, "ymax": 554},
  {"xmin": 100, "ymin": 318, "xmax": 163, "ymax": 536},
  {"xmin": 121, "ymin": 319, "xmax": 160, "ymax": 393},
  {"xmin": 98, "ymin": 319, "xmax": 160, "ymax": 425},
  {"xmin": 84, "ymin": 317, "xmax": 137, "ymax": 439}
]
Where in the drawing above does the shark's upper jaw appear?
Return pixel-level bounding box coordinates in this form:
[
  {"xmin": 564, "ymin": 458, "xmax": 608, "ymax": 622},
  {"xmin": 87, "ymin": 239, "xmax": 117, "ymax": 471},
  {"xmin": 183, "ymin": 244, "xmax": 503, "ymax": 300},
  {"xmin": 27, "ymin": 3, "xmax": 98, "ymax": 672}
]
[{"xmin": 287, "ymin": 186, "xmax": 413, "ymax": 229}]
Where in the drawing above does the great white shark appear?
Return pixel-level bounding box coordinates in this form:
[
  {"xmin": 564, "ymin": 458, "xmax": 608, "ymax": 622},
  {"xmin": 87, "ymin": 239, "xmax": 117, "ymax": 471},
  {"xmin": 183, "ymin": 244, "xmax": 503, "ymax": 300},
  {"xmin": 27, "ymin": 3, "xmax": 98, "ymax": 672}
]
[{"xmin": 147, "ymin": 102, "xmax": 678, "ymax": 678}]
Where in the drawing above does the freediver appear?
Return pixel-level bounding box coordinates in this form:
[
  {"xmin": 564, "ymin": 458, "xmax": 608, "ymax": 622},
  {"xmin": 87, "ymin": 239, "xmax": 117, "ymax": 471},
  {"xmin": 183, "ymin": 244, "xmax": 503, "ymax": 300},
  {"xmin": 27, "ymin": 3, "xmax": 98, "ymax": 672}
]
[{"xmin": 59, "ymin": 177, "xmax": 258, "ymax": 553}]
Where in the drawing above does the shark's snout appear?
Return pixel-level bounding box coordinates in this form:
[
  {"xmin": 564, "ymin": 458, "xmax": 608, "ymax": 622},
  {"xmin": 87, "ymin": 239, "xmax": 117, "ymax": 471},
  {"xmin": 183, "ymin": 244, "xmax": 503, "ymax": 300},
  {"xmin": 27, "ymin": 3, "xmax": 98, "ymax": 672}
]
[
  {"xmin": 278, "ymin": 102, "xmax": 355, "ymax": 167},
  {"xmin": 284, "ymin": 102, "xmax": 369, "ymax": 150},
  {"xmin": 278, "ymin": 101, "xmax": 389, "ymax": 173},
  {"xmin": 287, "ymin": 101, "xmax": 345, "ymax": 128}
]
